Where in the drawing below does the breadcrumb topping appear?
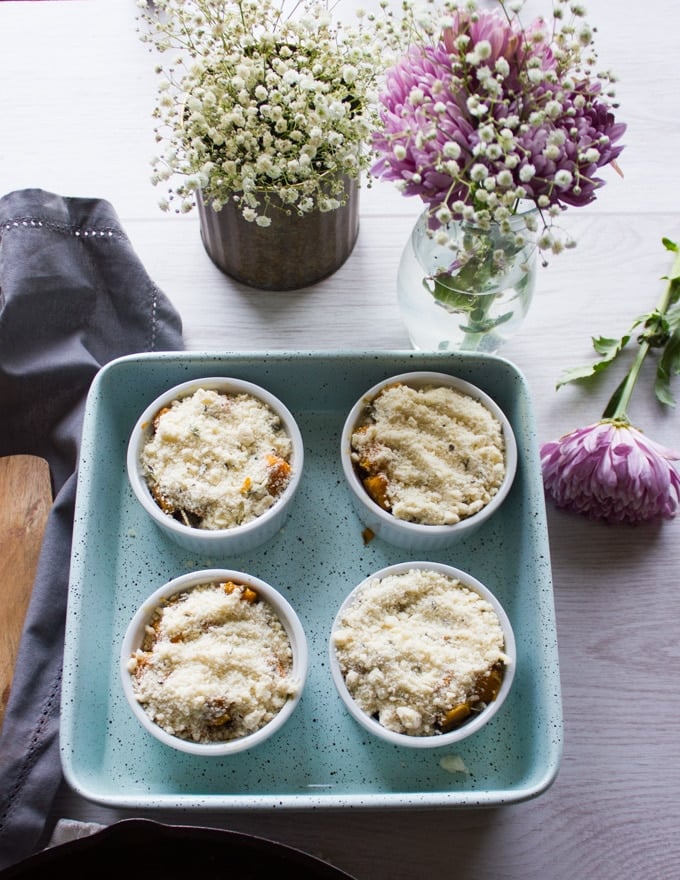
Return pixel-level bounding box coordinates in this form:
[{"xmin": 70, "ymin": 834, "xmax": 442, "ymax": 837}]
[
  {"xmin": 127, "ymin": 582, "xmax": 297, "ymax": 743},
  {"xmin": 332, "ymin": 568, "xmax": 508, "ymax": 737},
  {"xmin": 350, "ymin": 383, "xmax": 505, "ymax": 525},
  {"xmin": 140, "ymin": 387, "xmax": 293, "ymax": 530}
]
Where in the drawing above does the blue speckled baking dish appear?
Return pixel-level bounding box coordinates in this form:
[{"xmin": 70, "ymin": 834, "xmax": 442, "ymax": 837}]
[{"xmin": 60, "ymin": 350, "xmax": 563, "ymax": 809}]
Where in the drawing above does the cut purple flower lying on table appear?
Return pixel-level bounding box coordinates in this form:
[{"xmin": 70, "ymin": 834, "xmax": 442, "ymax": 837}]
[
  {"xmin": 541, "ymin": 237, "xmax": 680, "ymax": 525},
  {"xmin": 540, "ymin": 421, "xmax": 680, "ymax": 524}
]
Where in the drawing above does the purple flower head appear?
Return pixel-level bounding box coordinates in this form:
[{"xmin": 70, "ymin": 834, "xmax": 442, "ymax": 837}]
[
  {"xmin": 540, "ymin": 420, "xmax": 680, "ymax": 524},
  {"xmin": 441, "ymin": 10, "xmax": 554, "ymax": 84},
  {"xmin": 371, "ymin": 2, "xmax": 626, "ymax": 243}
]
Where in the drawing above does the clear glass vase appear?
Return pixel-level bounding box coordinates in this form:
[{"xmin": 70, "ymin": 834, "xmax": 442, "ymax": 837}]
[{"xmin": 397, "ymin": 208, "xmax": 538, "ymax": 353}]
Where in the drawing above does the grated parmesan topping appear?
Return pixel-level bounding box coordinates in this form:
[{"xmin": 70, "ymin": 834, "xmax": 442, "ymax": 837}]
[
  {"xmin": 127, "ymin": 582, "xmax": 298, "ymax": 743},
  {"xmin": 350, "ymin": 382, "xmax": 506, "ymax": 525},
  {"xmin": 140, "ymin": 387, "xmax": 293, "ymax": 530},
  {"xmin": 332, "ymin": 568, "xmax": 508, "ymax": 737}
]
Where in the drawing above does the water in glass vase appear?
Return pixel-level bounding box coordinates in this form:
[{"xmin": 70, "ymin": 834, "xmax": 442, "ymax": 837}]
[{"xmin": 397, "ymin": 210, "xmax": 537, "ymax": 353}]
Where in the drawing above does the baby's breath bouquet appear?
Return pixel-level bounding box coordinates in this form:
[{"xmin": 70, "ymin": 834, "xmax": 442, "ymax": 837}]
[
  {"xmin": 138, "ymin": 0, "xmax": 385, "ymax": 226},
  {"xmin": 370, "ymin": 0, "xmax": 626, "ymax": 346}
]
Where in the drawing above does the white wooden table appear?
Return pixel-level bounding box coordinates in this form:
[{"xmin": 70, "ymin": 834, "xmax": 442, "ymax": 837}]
[{"xmin": 1, "ymin": 1, "xmax": 679, "ymax": 877}]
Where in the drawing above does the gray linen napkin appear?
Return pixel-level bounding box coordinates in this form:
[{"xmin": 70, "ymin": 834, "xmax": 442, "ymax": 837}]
[{"xmin": 0, "ymin": 189, "xmax": 184, "ymax": 869}]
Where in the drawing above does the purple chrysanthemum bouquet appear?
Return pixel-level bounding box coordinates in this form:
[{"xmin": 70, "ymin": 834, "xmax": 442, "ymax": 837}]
[
  {"xmin": 541, "ymin": 238, "xmax": 680, "ymax": 524},
  {"xmin": 370, "ymin": 0, "xmax": 625, "ymax": 335}
]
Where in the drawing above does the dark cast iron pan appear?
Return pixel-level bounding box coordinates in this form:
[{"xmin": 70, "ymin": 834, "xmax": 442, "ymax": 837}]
[{"xmin": 0, "ymin": 818, "xmax": 358, "ymax": 879}]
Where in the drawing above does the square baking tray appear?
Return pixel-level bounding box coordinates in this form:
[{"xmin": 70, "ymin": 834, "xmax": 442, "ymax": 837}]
[{"xmin": 61, "ymin": 350, "xmax": 562, "ymax": 809}]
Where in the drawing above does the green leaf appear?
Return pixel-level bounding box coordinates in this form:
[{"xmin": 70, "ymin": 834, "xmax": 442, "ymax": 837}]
[
  {"xmin": 601, "ymin": 373, "xmax": 628, "ymax": 419},
  {"xmin": 655, "ymin": 366, "xmax": 676, "ymax": 407},
  {"xmin": 665, "ymin": 276, "xmax": 680, "ymax": 307},
  {"xmin": 661, "ymin": 238, "xmax": 680, "ymax": 304},
  {"xmin": 427, "ymin": 276, "xmax": 477, "ymax": 311},
  {"xmin": 655, "ymin": 326, "xmax": 680, "ymax": 406},
  {"xmin": 592, "ymin": 334, "xmax": 630, "ymax": 358},
  {"xmin": 556, "ymin": 364, "xmax": 605, "ymax": 387},
  {"xmin": 556, "ymin": 334, "xmax": 630, "ymax": 389},
  {"xmin": 636, "ymin": 309, "xmax": 671, "ymax": 348},
  {"xmin": 666, "ymin": 301, "xmax": 680, "ymax": 332}
]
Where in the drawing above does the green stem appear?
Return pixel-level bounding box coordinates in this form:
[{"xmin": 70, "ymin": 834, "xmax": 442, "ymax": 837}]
[
  {"xmin": 603, "ymin": 337, "xmax": 650, "ymax": 421},
  {"xmin": 603, "ymin": 244, "xmax": 680, "ymax": 420}
]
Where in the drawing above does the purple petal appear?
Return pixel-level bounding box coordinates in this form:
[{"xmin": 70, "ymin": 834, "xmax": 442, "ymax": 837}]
[
  {"xmin": 540, "ymin": 421, "xmax": 680, "ymax": 524},
  {"xmin": 371, "ymin": 9, "xmax": 626, "ymax": 217}
]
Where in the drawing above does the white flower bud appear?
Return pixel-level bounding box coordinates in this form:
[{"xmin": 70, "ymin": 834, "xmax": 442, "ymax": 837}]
[
  {"xmin": 470, "ymin": 163, "xmax": 488, "ymax": 182},
  {"xmin": 443, "ymin": 140, "xmax": 461, "ymax": 159},
  {"xmin": 435, "ymin": 205, "xmax": 452, "ymax": 225},
  {"xmin": 495, "ymin": 57, "xmax": 510, "ymax": 78},
  {"xmin": 519, "ymin": 164, "xmax": 536, "ymax": 182},
  {"xmin": 554, "ymin": 169, "xmax": 573, "ymax": 188},
  {"xmin": 476, "ymin": 40, "xmax": 492, "ymax": 60},
  {"xmin": 545, "ymin": 100, "xmax": 562, "ymax": 119}
]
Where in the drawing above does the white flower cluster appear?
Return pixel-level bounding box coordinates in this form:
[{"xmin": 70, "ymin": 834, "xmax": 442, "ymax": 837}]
[{"xmin": 138, "ymin": 0, "xmax": 387, "ymax": 224}]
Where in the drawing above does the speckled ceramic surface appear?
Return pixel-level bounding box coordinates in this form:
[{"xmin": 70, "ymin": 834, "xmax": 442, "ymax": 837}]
[{"xmin": 60, "ymin": 350, "xmax": 563, "ymax": 809}]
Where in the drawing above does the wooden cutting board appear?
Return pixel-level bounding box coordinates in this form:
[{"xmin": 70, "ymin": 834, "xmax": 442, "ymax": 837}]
[{"xmin": 0, "ymin": 455, "xmax": 52, "ymax": 733}]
